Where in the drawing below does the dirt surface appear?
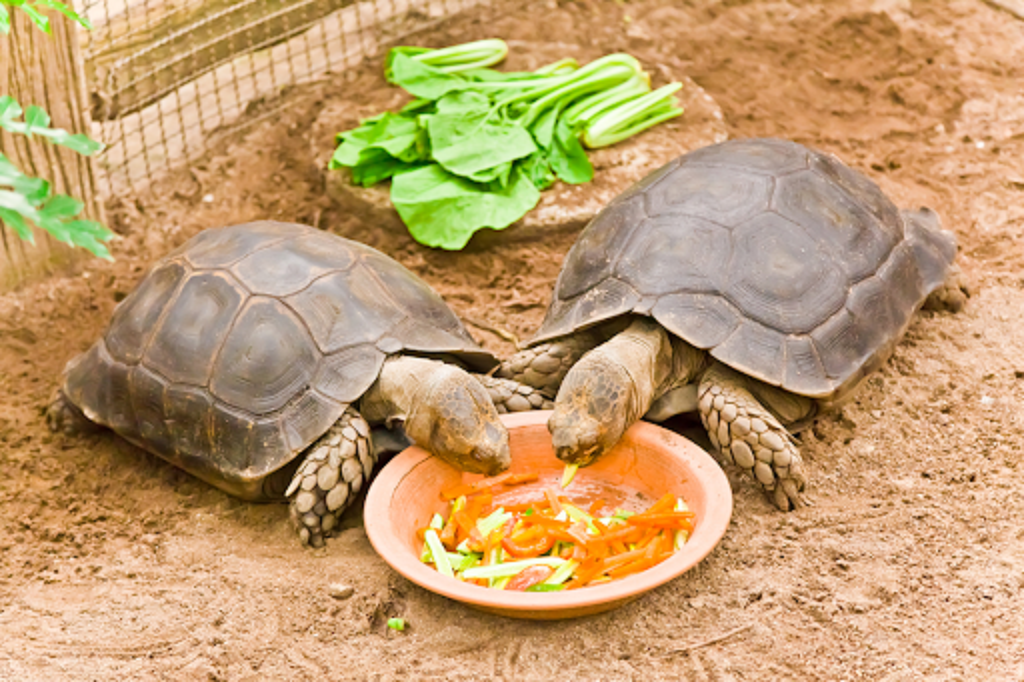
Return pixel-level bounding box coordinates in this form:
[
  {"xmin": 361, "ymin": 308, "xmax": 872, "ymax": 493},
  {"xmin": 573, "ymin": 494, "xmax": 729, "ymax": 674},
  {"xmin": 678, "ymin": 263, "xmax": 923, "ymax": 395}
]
[{"xmin": 2, "ymin": 0, "xmax": 1024, "ymax": 679}]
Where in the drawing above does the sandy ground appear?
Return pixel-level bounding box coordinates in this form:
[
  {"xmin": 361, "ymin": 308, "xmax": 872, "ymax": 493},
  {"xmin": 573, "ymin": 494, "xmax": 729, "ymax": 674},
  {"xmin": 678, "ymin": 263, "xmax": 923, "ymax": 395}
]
[{"xmin": 2, "ymin": 0, "xmax": 1024, "ymax": 679}]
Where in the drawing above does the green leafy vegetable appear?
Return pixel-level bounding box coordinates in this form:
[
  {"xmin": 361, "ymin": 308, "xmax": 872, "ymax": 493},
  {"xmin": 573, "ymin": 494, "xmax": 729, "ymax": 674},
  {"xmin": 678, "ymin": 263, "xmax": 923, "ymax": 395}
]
[
  {"xmin": 389, "ymin": 38, "xmax": 508, "ymax": 75},
  {"xmin": 331, "ymin": 39, "xmax": 684, "ymax": 250},
  {"xmin": 391, "ymin": 165, "xmax": 540, "ymax": 250},
  {"xmin": 387, "ymin": 618, "xmax": 406, "ymax": 631}
]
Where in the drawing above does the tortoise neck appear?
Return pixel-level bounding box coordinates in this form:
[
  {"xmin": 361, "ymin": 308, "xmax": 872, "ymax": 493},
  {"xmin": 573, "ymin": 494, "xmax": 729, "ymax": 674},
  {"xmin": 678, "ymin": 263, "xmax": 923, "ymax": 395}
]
[
  {"xmin": 597, "ymin": 317, "xmax": 676, "ymax": 424},
  {"xmin": 360, "ymin": 355, "xmax": 448, "ymax": 438}
]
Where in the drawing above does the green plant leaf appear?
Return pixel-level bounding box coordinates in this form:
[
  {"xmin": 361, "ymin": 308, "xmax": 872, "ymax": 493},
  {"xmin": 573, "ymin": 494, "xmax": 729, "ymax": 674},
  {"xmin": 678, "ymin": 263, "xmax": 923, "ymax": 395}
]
[
  {"xmin": 528, "ymin": 104, "xmax": 561, "ymax": 150},
  {"xmin": 18, "ymin": 3, "xmax": 50, "ymax": 32},
  {"xmin": 367, "ymin": 113, "xmax": 427, "ymax": 162},
  {"xmin": 24, "ymin": 105, "xmax": 49, "ymax": 134},
  {"xmin": 31, "ymin": 0, "xmax": 93, "ymax": 30},
  {"xmin": 0, "ymin": 5, "xmax": 10, "ymax": 34},
  {"xmin": 63, "ymin": 219, "xmax": 113, "ymax": 260},
  {"xmin": 329, "ymin": 112, "xmax": 426, "ymax": 186},
  {"xmin": 385, "ymin": 46, "xmax": 432, "ymax": 82},
  {"xmin": 56, "ymin": 133, "xmax": 103, "ymax": 155},
  {"xmin": 520, "ymin": 151, "xmax": 556, "ymax": 191},
  {"xmin": 386, "ymin": 52, "xmax": 470, "ymax": 100},
  {"xmin": 38, "ymin": 192, "xmax": 82, "ymax": 220},
  {"xmin": 391, "ymin": 164, "xmax": 540, "ymax": 250},
  {"xmin": 548, "ymin": 119, "xmax": 593, "ymax": 185},
  {"xmin": 0, "ymin": 97, "xmax": 104, "ymax": 155},
  {"xmin": 426, "ymin": 91, "xmax": 536, "ymax": 183},
  {"xmin": 0, "ymin": 154, "xmax": 114, "ymax": 259},
  {"xmin": 352, "ymin": 154, "xmax": 415, "ymax": 187},
  {"xmin": 0, "ymin": 207, "xmax": 33, "ymax": 241},
  {"xmin": 0, "ymin": 96, "xmax": 23, "ymax": 123},
  {"xmin": 0, "ymin": 187, "xmax": 38, "ymax": 215},
  {"xmin": 0, "ymin": 153, "xmax": 50, "ymax": 201}
]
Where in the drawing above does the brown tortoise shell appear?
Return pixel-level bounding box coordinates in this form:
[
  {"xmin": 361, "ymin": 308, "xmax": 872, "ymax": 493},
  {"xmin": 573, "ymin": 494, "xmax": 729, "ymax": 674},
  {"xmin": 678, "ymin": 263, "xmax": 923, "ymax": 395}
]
[
  {"xmin": 61, "ymin": 221, "xmax": 496, "ymax": 498},
  {"xmin": 530, "ymin": 138, "xmax": 957, "ymax": 400}
]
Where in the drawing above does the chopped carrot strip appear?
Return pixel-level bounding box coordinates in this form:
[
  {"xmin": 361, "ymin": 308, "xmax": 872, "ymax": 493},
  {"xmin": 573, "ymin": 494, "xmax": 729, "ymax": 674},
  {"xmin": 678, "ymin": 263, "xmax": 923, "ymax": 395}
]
[
  {"xmin": 520, "ymin": 515, "xmax": 570, "ymax": 531},
  {"xmin": 586, "ymin": 525, "xmax": 645, "ymax": 546},
  {"xmin": 441, "ymin": 471, "xmax": 540, "ymax": 500},
  {"xmin": 628, "ymin": 511, "xmax": 696, "ymax": 523},
  {"xmin": 626, "ymin": 513, "xmax": 696, "ymax": 530},
  {"xmin": 659, "ymin": 528, "xmax": 673, "ymax": 556},
  {"xmin": 439, "ymin": 515, "xmax": 459, "ymax": 549},
  {"xmin": 423, "ymin": 479, "xmax": 694, "ymax": 590},
  {"xmin": 636, "ymin": 527, "xmax": 660, "ymax": 549},
  {"xmin": 501, "ymin": 498, "xmax": 549, "ymax": 513},
  {"xmin": 503, "ymin": 472, "xmax": 540, "ymax": 486},
  {"xmin": 597, "ymin": 548, "xmax": 647, "ymax": 573},
  {"xmin": 646, "ymin": 492, "xmax": 678, "ymax": 515},
  {"xmin": 544, "ymin": 487, "xmax": 563, "ymax": 515}
]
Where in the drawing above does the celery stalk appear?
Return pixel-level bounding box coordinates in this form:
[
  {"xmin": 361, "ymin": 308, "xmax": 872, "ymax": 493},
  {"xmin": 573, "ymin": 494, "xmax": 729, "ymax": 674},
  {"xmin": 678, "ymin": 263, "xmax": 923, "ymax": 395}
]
[
  {"xmin": 543, "ymin": 559, "xmax": 579, "ymax": 585},
  {"xmin": 561, "ymin": 502, "xmax": 599, "ymax": 534},
  {"xmin": 560, "ymin": 463, "xmax": 579, "ymax": 489},
  {"xmin": 425, "ymin": 529, "xmax": 454, "ymax": 577},
  {"xmin": 462, "ymin": 557, "xmax": 567, "ymax": 580},
  {"xmin": 420, "ymin": 512, "xmax": 447, "ymax": 561},
  {"xmin": 476, "ymin": 507, "xmax": 511, "ymax": 536}
]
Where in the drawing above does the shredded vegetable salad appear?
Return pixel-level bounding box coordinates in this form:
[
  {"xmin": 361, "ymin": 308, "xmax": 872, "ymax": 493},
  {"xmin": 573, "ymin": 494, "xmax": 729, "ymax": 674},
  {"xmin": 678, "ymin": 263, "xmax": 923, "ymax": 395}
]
[{"xmin": 417, "ymin": 469, "xmax": 694, "ymax": 591}]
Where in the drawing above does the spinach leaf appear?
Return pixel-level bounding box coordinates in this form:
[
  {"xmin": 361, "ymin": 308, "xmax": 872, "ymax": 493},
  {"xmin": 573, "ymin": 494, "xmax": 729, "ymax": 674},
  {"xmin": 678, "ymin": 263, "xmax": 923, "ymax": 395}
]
[
  {"xmin": 426, "ymin": 91, "xmax": 537, "ymax": 185},
  {"xmin": 391, "ymin": 164, "xmax": 540, "ymax": 249},
  {"xmin": 548, "ymin": 118, "xmax": 593, "ymax": 185}
]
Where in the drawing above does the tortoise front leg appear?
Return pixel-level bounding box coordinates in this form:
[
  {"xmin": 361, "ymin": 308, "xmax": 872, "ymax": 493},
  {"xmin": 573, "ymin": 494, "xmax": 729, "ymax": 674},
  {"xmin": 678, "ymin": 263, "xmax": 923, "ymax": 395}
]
[
  {"xmin": 923, "ymin": 265, "xmax": 969, "ymax": 313},
  {"xmin": 46, "ymin": 389, "xmax": 100, "ymax": 436},
  {"xmin": 496, "ymin": 330, "xmax": 603, "ymax": 396},
  {"xmin": 285, "ymin": 406, "xmax": 375, "ymax": 548},
  {"xmin": 698, "ymin": 363, "xmax": 807, "ymax": 511},
  {"xmin": 474, "ymin": 374, "xmax": 554, "ymax": 413}
]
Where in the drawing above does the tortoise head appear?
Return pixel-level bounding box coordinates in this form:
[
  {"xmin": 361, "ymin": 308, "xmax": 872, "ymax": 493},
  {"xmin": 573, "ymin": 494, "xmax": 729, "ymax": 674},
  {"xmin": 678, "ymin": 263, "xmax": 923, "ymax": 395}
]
[
  {"xmin": 406, "ymin": 365, "xmax": 511, "ymax": 476},
  {"xmin": 548, "ymin": 358, "xmax": 633, "ymax": 467}
]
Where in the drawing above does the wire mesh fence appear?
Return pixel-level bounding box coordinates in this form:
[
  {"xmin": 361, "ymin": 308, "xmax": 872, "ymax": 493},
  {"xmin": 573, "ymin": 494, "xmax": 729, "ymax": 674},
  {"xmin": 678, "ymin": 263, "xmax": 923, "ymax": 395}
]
[{"xmin": 77, "ymin": 0, "xmax": 497, "ymax": 196}]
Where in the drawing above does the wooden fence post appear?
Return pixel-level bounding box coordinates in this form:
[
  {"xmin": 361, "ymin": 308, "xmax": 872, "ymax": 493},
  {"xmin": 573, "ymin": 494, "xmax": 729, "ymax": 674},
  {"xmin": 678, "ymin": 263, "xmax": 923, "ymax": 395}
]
[{"xmin": 0, "ymin": 9, "xmax": 105, "ymax": 291}]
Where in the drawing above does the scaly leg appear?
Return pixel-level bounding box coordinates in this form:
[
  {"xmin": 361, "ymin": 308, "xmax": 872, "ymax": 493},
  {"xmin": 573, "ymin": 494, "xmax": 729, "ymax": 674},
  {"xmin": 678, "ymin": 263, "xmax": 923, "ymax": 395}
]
[
  {"xmin": 923, "ymin": 266, "xmax": 969, "ymax": 313},
  {"xmin": 286, "ymin": 406, "xmax": 375, "ymax": 548},
  {"xmin": 474, "ymin": 374, "xmax": 554, "ymax": 413},
  {"xmin": 46, "ymin": 389, "xmax": 100, "ymax": 436},
  {"xmin": 496, "ymin": 330, "xmax": 603, "ymax": 396},
  {"xmin": 698, "ymin": 363, "xmax": 807, "ymax": 511}
]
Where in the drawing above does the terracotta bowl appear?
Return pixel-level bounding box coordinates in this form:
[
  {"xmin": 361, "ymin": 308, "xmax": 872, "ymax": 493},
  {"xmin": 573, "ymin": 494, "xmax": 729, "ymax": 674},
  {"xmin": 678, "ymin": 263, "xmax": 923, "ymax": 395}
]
[{"xmin": 364, "ymin": 410, "xmax": 733, "ymax": 620}]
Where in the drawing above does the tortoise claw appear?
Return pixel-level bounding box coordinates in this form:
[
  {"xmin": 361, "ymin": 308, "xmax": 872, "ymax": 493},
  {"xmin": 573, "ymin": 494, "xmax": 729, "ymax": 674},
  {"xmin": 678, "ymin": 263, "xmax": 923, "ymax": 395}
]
[{"xmin": 772, "ymin": 478, "xmax": 808, "ymax": 511}]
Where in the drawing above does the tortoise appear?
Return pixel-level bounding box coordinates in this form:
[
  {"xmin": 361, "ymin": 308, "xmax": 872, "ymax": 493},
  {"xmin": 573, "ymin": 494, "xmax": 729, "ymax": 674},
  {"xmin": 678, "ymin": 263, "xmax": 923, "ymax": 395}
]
[
  {"xmin": 498, "ymin": 138, "xmax": 968, "ymax": 510},
  {"xmin": 47, "ymin": 221, "xmax": 550, "ymax": 546}
]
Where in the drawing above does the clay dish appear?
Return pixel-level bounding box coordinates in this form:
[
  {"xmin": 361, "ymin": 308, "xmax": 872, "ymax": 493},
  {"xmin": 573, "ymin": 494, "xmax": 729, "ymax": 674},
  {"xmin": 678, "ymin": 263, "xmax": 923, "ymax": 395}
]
[{"xmin": 364, "ymin": 410, "xmax": 733, "ymax": 620}]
